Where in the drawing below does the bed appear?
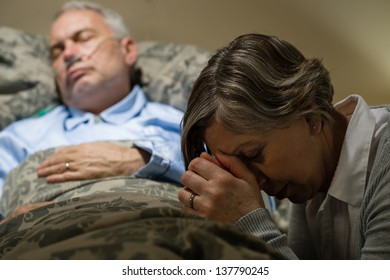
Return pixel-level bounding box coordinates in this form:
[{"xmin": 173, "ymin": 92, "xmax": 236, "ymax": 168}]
[{"xmin": 0, "ymin": 26, "xmax": 286, "ymax": 260}]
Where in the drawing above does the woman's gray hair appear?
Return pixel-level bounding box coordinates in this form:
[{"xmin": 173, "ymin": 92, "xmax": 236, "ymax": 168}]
[
  {"xmin": 54, "ymin": 0, "xmax": 129, "ymax": 38},
  {"xmin": 182, "ymin": 33, "xmax": 335, "ymax": 168}
]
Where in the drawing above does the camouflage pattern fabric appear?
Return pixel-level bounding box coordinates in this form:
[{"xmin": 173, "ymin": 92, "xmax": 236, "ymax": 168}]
[
  {"xmin": 0, "ymin": 140, "xmax": 179, "ymax": 216},
  {"xmin": 137, "ymin": 41, "xmax": 211, "ymax": 112},
  {"xmin": 0, "ymin": 142, "xmax": 284, "ymax": 260},
  {"xmin": 0, "ymin": 193, "xmax": 284, "ymax": 260},
  {"xmin": 0, "ymin": 27, "xmax": 58, "ymax": 130}
]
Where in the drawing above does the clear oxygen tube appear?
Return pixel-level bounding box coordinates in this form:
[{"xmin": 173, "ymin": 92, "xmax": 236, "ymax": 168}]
[{"xmin": 55, "ymin": 36, "xmax": 117, "ymax": 77}]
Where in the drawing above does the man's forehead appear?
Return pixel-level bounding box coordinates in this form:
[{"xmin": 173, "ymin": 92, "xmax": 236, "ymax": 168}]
[{"xmin": 50, "ymin": 9, "xmax": 109, "ymax": 42}]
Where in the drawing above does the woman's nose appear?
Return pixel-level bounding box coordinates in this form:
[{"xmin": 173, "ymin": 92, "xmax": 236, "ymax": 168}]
[{"xmin": 249, "ymin": 162, "xmax": 268, "ymax": 185}]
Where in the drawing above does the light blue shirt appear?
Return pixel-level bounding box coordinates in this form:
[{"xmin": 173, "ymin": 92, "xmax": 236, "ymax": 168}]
[{"xmin": 0, "ymin": 85, "xmax": 184, "ymax": 198}]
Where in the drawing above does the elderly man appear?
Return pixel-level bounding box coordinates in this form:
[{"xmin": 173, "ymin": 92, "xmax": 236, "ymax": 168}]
[{"xmin": 0, "ymin": 1, "xmax": 184, "ymax": 201}]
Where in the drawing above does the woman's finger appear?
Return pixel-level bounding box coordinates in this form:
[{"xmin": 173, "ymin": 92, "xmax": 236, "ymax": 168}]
[
  {"xmin": 178, "ymin": 187, "xmax": 198, "ymax": 211},
  {"xmin": 215, "ymin": 151, "xmax": 266, "ymax": 186},
  {"xmin": 200, "ymin": 152, "xmax": 224, "ymax": 168}
]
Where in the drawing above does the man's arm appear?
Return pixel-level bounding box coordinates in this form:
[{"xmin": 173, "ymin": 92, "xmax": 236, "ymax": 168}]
[{"xmin": 0, "ymin": 131, "xmax": 31, "ymax": 197}]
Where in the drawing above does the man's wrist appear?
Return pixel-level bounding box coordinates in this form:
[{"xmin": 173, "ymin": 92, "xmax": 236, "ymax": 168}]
[{"xmin": 135, "ymin": 147, "xmax": 151, "ymax": 165}]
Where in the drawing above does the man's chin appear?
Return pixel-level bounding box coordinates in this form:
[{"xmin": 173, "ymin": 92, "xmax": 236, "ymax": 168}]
[
  {"xmin": 68, "ymin": 81, "xmax": 96, "ymax": 97},
  {"xmin": 62, "ymin": 89, "xmax": 95, "ymax": 107}
]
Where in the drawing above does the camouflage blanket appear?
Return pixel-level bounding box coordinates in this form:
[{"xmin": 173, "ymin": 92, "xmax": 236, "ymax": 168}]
[{"xmin": 0, "ymin": 144, "xmax": 284, "ymax": 260}]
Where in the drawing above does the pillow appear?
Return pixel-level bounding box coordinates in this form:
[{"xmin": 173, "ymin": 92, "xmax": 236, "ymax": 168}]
[
  {"xmin": 0, "ymin": 26, "xmax": 212, "ymax": 130},
  {"xmin": 0, "ymin": 27, "xmax": 58, "ymax": 130},
  {"xmin": 136, "ymin": 41, "xmax": 211, "ymax": 111}
]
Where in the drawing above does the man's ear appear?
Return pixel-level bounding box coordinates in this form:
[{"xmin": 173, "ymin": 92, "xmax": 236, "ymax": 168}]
[{"xmin": 120, "ymin": 37, "xmax": 138, "ymax": 66}]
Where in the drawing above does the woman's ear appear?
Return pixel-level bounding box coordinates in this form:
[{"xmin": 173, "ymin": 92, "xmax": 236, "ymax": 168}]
[
  {"xmin": 306, "ymin": 115, "xmax": 322, "ymax": 135},
  {"xmin": 120, "ymin": 37, "xmax": 138, "ymax": 66}
]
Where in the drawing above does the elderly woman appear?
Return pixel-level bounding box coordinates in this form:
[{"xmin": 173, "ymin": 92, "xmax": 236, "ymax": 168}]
[{"xmin": 178, "ymin": 33, "xmax": 390, "ymax": 259}]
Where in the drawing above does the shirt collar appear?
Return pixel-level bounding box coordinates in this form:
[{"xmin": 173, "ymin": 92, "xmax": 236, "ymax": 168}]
[
  {"xmin": 327, "ymin": 94, "xmax": 376, "ymax": 206},
  {"xmin": 64, "ymin": 85, "xmax": 147, "ymax": 130}
]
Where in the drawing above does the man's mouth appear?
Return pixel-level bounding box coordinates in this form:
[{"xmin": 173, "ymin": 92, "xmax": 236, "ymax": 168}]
[{"xmin": 67, "ymin": 68, "xmax": 87, "ymax": 85}]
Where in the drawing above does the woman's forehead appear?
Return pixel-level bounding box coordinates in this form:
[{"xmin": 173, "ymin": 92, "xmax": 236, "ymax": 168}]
[{"xmin": 204, "ymin": 120, "xmax": 266, "ymax": 155}]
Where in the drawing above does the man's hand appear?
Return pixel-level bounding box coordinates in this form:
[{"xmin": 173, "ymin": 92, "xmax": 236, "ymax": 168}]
[{"xmin": 37, "ymin": 141, "xmax": 150, "ymax": 183}]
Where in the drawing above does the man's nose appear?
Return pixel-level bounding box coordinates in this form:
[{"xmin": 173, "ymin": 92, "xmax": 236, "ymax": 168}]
[{"xmin": 63, "ymin": 41, "xmax": 80, "ymax": 63}]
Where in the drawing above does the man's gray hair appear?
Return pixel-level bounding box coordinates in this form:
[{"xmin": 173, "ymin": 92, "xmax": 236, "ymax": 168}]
[{"xmin": 54, "ymin": 0, "xmax": 130, "ymax": 38}]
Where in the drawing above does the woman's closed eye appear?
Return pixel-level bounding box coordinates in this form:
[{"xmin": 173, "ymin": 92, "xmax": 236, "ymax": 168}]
[{"xmin": 242, "ymin": 150, "xmax": 264, "ymax": 163}]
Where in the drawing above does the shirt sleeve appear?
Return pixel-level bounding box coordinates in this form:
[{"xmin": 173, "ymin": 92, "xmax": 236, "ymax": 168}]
[
  {"xmin": 358, "ymin": 125, "xmax": 390, "ymax": 259},
  {"xmin": 234, "ymin": 208, "xmax": 298, "ymax": 259},
  {"xmin": 132, "ymin": 103, "xmax": 184, "ymax": 184},
  {"xmin": 0, "ymin": 131, "xmax": 30, "ymax": 202},
  {"xmin": 132, "ymin": 135, "xmax": 183, "ymax": 184}
]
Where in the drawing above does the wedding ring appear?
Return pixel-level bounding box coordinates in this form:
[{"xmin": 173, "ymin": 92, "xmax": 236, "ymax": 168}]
[
  {"xmin": 189, "ymin": 193, "xmax": 196, "ymax": 209},
  {"xmin": 64, "ymin": 162, "xmax": 70, "ymax": 170}
]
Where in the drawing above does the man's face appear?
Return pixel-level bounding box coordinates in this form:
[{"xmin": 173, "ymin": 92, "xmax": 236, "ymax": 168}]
[{"xmin": 49, "ymin": 9, "xmax": 136, "ymax": 113}]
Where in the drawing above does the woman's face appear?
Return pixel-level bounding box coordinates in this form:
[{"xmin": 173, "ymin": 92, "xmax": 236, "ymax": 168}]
[{"xmin": 203, "ymin": 118, "xmax": 325, "ymax": 203}]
